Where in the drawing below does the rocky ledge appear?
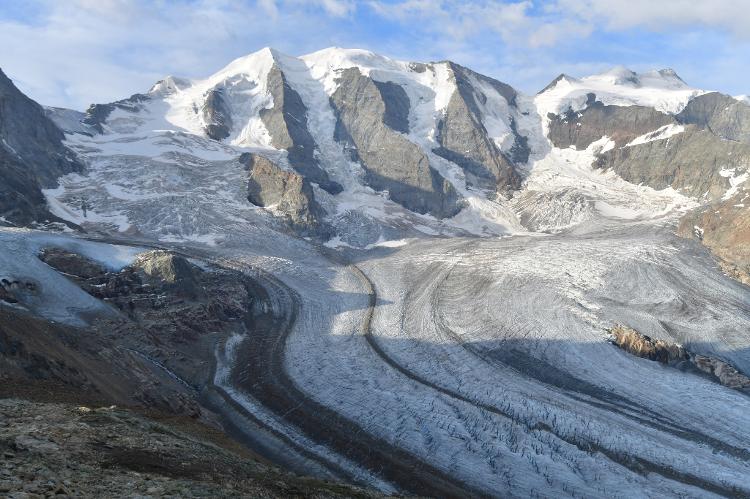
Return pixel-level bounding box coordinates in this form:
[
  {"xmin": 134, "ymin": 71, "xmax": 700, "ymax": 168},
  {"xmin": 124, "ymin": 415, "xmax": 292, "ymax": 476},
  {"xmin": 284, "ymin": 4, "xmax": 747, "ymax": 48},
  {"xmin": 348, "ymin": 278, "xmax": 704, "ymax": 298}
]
[
  {"xmin": 241, "ymin": 152, "xmax": 325, "ymax": 233},
  {"xmin": 610, "ymin": 325, "xmax": 750, "ymax": 391}
]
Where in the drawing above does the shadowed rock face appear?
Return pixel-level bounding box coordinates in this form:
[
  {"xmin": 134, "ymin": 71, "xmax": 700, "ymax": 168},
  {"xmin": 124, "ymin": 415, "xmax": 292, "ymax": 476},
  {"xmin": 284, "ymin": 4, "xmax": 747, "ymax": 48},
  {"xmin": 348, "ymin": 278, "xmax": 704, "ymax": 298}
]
[
  {"xmin": 261, "ymin": 64, "xmax": 342, "ymax": 195},
  {"xmin": 240, "ymin": 152, "xmax": 322, "ymax": 230},
  {"xmin": 82, "ymin": 93, "xmax": 151, "ymax": 134},
  {"xmin": 372, "ymin": 80, "xmax": 410, "ymax": 134},
  {"xmin": 0, "ymin": 68, "xmax": 82, "ymax": 225},
  {"xmin": 595, "ymin": 126, "xmax": 750, "ymax": 200},
  {"xmin": 202, "ymin": 89, "xmax": 233, "ymax": 140},
  {"xmin": 330, "ymin": 68, "xmax": 460, "ymax": 218},
  {"xmin": 547, "ymin": 95, "xmax": 676, "ymax": 149},
  {"xmin": 677, "ymin": 92, "xmax": 750, "ymax": 144},
  {"xmin": 433, "ymin": 62, "xmax": 523, "ymax": 193}
]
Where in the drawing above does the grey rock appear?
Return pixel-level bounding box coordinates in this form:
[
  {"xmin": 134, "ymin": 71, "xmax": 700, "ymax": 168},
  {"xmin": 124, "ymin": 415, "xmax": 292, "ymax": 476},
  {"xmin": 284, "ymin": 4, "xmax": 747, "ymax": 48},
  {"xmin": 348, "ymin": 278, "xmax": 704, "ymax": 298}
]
[
  {"xmin": 372, "ymin": 80, "xmax": 410, "ymax": 134},
  {"xmin": 131, "ymin": 251, "xmax": 201, "ymax": 287},
  {"xmin": 240, "ymin": 152, "xmax": 323, "ymax": 230},
  {"xmin": 677, "ymin": 92, "xmax": 750, "ymax": 144},
  {"xmin": 82, "ymin": 93, "xmax": 150, "ymax": 134},
  {"xmin": 330, "ymin": 68, "xmax": 460, "ymax": 218},
  {"xmin": 692, "ymin": 355, "xmax": 750, "ymax": 389},
  {"xmin": 0, "ymin": 68, "xmax": 82, "ymax": 225},
  {"xmin": 595, "ymin": 125, "xmax": 750, "ymax": 200},
  {"xmin": 547, "ymin": 95, "xmax": 675, "ymax": 149},
  {"xmin": 38, "ymin": 248, "xmax": 106, "ymax": 280},
  {"xmin": 433, "ymin": 62, "xmax": 522, "ymax": 192},
  {"xmin": 201, "ymin": 88, "xmax": 233, "ymax": 141},
  {"xmin": 261, "ymin": 63, "xmax": 342, "ymax": 195}
]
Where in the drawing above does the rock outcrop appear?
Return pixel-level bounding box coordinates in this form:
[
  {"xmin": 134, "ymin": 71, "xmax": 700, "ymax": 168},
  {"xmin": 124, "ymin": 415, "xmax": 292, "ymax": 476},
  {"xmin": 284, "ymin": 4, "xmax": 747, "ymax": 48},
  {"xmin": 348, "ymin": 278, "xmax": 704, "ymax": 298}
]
[
  {"xmin": 610, "ymin": 325, "xmax": 750, "ymax": 391},
  {"xmin": 0, "ymin": 68, "xmax": 82, "ymax": 225},
  {"xmin": 434, "ymin": 62, "xmax": 524, "ymax": 192},
  {"xmin": 610, "ymin": 325, "xmax": 688, "ymax": 364},
  {"xmin": 678, "ymin": 190, "xmax": 750, "ymax": 284},
  {"xmin": 82, "ymin": 93, "xmax": 151, "ymax": 134},
  {"xmin": 330, "ymin": 68, "xmax": 460, "ymax": 218},
  {"xmin": 131, "ymin": 250, "xmax": 203, "ymax": 298},
  {"xmin": 241, "ymin": 152, "xmax": 323, "ymax": 230},
  {"xmin": 595, "ymin": 126, "xmax": 750, "ymax": 200},
  {"xmin": 677, "ymin": 92, "xmax": 750, "ymax": 144},
  {"xmin": 261, "ymin": 63, "xmax": 342, "ymax": 194},
  {"xmin": 547, "ymin": 95, "xmax": 676, "ymax": 149},
  {"xmin": 201, "ymin": 88, "xmax": 233, "ymax": 140},
  {"xmin": 692, "ymin": 355, "xmax": 750, "ymax": 389}
]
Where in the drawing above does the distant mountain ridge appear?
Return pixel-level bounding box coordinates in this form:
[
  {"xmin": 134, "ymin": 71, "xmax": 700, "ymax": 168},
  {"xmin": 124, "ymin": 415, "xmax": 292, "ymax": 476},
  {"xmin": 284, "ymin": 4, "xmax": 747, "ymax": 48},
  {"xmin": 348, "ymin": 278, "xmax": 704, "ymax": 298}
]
[{"xmin": 3, "ymin": 47, "xmax": 749, "ymax": 276}]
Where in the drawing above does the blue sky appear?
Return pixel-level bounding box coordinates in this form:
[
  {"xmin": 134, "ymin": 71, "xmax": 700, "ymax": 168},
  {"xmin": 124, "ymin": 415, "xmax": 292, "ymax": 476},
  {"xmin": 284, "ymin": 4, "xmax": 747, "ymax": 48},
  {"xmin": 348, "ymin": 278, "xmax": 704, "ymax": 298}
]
[{"xmin": 1, "ymin": 0, "xmax": 749, "ymax": 110}]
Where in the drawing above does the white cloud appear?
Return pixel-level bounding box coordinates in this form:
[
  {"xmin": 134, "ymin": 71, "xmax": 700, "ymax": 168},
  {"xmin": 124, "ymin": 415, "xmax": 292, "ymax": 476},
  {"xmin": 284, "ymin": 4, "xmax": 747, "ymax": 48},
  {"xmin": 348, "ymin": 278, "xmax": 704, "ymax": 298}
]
[
  {"xmin": 0, "ymin": 0, "xmax": 747, "ymax": 110},
  {"xmin": 0, "ymin": 0, "xmax": 359, "ymax": 109},
  {"xmin": 553, "ymin": 0, "xmax": 750, "ymax": 38}
]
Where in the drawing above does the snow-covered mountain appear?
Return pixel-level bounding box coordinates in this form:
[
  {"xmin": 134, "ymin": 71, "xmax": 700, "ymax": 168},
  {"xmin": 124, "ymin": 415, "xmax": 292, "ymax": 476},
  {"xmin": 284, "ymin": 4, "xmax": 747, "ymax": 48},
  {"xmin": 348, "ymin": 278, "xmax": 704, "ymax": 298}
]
[
  {"xmin": 34, "ymin": 49, "xmax": 744, "ymax": 252},
  {"xmin": 3, "ymin": 48, "xmax": 750, "ymax": 498}
]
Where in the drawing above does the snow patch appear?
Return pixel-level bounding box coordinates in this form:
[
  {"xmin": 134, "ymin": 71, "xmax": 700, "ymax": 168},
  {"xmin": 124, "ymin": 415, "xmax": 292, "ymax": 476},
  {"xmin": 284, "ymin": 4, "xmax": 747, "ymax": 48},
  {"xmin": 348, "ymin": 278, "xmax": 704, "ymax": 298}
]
[
  {"xmin": 720, "ymin": 168, "xmax": 749, "ymax": 201},
  {"xmin": 625, "ymin": 124, "xmax": 685, "ymax": 147}
]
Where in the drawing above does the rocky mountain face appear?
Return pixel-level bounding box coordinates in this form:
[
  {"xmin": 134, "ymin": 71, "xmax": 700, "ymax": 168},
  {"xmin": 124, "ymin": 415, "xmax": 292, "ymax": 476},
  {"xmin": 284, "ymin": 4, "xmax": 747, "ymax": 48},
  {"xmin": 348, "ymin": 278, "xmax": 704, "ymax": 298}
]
[
  {"xmin": 539, "ymin": 71, "xmax": 750, "ymax": 278},
  {"xmin": 433, "ymin": 62, "xmax": 525, "ymax": 192},
  {"xmin": 330, "ymin": 67, "xmax": 460, "ymax": 217},
  {"xmin": 46, "ymin": 48, "xmax": 532, "ymax": 239},
  {"xmin": 547, "ymin": 97, "xmax": 675, "ymax": 149},
  {"xmin": 678, "ymin": 190, "xmax": 750, "ymax": 284},
  {"xmin": 0, "ymin": 69, "xmax": 82, "ymax": 225}
]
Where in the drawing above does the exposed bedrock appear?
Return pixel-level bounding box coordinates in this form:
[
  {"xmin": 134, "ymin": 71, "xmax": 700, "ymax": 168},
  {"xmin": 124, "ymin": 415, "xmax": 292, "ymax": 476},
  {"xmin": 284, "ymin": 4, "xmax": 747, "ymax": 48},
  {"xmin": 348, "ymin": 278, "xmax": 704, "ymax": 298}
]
[
  {"xmin": 3, "ymin": 246, "xmax": 265, "ymax": 419},
  {"xmin": 82, "ymin": 93, "xmax": 151, "ymax": 134},
  {"xmin": 0, "ymin": 68, "xmax": 82, "ymax": 225},
  {"xmin": 433, "ymin": 62, "xmax": 525, "ymax": 192},
  {"xmin": 260, "ymin": 63, "xmax": 342, "ymax": 195},
  {"xmin": 547, "ymin": 95, "xmax": 676, "ymax": 149},
  {"xmin": 201, "ymin": 88, "xmax": 233, "ymax": 141},
  {"xmin": 677, "ymin": 91, "xmax": 750, "ymax": 144},
  {"xmin": 610, "ymin": 325, "xmax": 750, "ymax": 391},
  {"xmin": 240, "ymin": 152, "xmax": 324, "ymax": 231},
  {"xmin": 594, "ymin": 126, "xmax": 750, "ymax": 200},
  {"xmin": 330, "ymin": 67, "xmax": 460, "ymax": 218},
  {"xmin": 678, "ymin": 191, "xmax": 750, "ymax": 284}
]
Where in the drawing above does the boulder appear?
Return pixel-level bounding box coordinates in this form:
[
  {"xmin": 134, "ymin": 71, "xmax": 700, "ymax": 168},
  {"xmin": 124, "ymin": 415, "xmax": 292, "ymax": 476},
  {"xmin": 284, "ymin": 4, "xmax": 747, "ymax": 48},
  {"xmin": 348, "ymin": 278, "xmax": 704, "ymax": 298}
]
[{"xmin": 240, "ymin": 152, "xmax": 323, "ymax": 230}]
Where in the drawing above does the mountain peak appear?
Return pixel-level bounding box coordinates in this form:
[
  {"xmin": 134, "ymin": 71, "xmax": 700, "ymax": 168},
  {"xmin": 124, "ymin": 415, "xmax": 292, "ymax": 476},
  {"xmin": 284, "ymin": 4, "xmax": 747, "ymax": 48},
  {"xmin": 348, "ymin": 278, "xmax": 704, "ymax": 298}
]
[
  {"xmin": 591, "ymin": 66, "xmax": 640, "ymax": 85},
  {"xmin": 538, "ymin": 73, "xmax": 578, "ymax": 94}
]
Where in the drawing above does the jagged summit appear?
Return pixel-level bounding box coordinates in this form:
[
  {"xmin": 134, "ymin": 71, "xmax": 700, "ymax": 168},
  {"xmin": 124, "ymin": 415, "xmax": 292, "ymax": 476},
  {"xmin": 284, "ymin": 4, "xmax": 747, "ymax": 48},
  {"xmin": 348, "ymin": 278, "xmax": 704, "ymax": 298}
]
[{"xmin": 538, "ymin": 73, "xmax": 578, "ymax": 94}]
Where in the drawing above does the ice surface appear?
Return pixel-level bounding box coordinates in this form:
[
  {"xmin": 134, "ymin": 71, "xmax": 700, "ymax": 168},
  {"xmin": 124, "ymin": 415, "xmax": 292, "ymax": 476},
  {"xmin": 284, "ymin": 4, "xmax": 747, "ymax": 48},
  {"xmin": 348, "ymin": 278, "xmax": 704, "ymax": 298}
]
[{"xmin": 0, "ymin": 228, "xmax": 143, "ymax": 325}]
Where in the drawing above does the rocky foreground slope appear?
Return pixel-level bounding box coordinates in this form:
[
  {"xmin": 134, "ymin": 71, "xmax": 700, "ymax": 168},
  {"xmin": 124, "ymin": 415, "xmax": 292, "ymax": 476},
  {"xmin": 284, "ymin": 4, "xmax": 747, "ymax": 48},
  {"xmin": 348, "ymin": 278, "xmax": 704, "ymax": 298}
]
[{"xmin": 0, "ymin": 397, "xmax": 377, "ymax": 498}]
